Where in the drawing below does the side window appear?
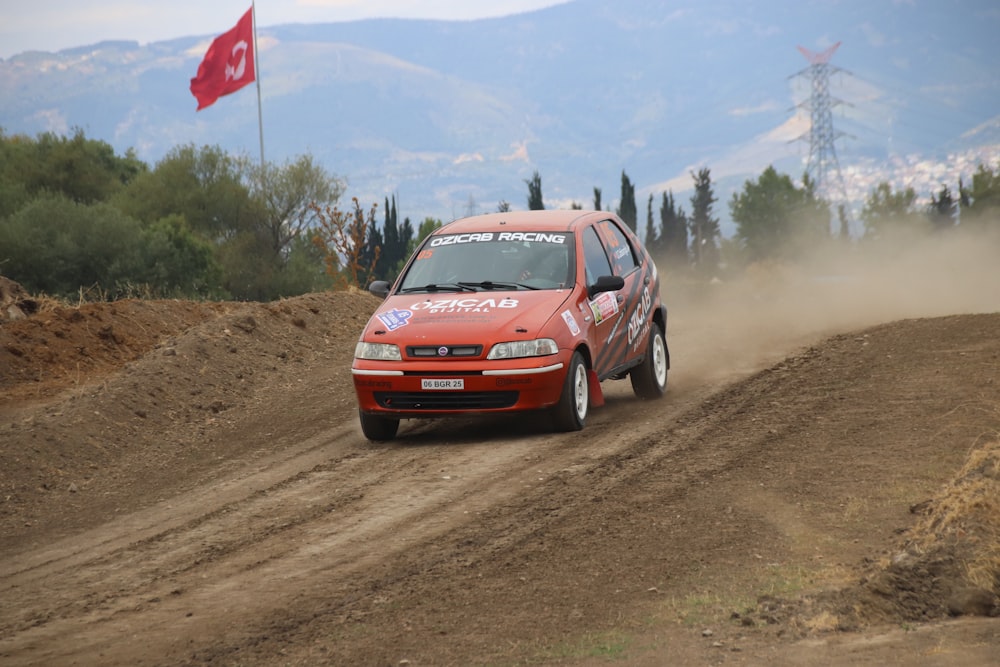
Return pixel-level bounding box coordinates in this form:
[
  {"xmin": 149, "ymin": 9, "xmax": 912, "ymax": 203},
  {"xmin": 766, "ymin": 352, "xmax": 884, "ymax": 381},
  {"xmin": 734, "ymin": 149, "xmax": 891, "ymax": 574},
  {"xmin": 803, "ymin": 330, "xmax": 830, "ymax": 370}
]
[
  {"xmin": 598, "ymin": 220, "xmax": 640, "ymax": 276},
  {"xmin": 582, "ymin": 226, "xmax": 613, "ymax": 285}
]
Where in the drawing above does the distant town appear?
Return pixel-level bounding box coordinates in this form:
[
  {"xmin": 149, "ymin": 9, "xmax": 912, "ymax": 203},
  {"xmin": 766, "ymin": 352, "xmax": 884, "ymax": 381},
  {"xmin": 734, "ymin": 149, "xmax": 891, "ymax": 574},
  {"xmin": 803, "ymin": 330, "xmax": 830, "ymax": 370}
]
[{"xmin": 842, "ymin": 144, "xmax": 1000, "ymax": 209}]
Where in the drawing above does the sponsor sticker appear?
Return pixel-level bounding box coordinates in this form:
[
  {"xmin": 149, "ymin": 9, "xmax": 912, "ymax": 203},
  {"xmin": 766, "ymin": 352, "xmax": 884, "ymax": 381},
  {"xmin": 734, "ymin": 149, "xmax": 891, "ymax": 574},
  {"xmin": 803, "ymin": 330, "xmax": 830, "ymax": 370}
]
[
  {"xmin": 377, "ymin": 308, "xmax": 412, "ymax": 330},
  {"xmin": 496, "ymin": 232, "xmax": 566, "ymax": 244},
  {"xmin": 589, "ymin": 291, "xmax": 619, "ymax": 324},
  {"xmin": 411, "ymin": 297, "xmax": 518, "ymax": 314},
  {"xmin": 427, "ymin": 232, "xmax": 568, "ymax": 246},
  {"xmin": 429, "ymin": 233, "xmax": 494, "ymax": 246},
  {"xmin": 627, "ymin": 286, "xmax": 653, "ymax": 346},
  {"xmin": 561, "ymin": 309, "xmax": 581, "ymax": 336}
]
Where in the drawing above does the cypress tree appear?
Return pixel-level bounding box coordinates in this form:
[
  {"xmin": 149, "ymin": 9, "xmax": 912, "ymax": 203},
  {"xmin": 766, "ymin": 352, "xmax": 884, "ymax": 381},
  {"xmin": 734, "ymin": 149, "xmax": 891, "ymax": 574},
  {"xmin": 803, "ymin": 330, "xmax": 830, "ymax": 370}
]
[
  {"xmin": 617, "ymin": 170, "xmax": 637, "ymax": 231},
  {"xmin": 526, "ymin": 171, "xmax": 544, "ymax": 210}
]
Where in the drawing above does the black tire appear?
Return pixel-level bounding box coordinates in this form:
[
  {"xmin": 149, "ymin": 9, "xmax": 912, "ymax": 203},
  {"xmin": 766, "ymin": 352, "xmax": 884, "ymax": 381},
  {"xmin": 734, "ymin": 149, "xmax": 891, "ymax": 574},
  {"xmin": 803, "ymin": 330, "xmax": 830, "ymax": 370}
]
[
  {"xmin": 359, "ymin": 410, "xmax": 399, "ymax": 441},
  {"xmin": 552, "ymin": 351, "xmax": 588, "ymax": 431},
  {"xmin": 630, "ymin": 322, "xmax": 668, "ymax": 399}
]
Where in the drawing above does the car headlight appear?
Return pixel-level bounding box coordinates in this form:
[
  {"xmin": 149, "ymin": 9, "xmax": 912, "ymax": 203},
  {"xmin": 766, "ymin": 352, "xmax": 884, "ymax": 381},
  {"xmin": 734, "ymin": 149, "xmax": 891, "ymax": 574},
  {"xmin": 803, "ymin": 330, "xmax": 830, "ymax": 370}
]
[
  {"xmin": 355, "ymin": 341, "xmax": 402, "ymax": 361},
  {"xmin": 487, "ymin": 338, "xmax": 558, "ymax": 360}
]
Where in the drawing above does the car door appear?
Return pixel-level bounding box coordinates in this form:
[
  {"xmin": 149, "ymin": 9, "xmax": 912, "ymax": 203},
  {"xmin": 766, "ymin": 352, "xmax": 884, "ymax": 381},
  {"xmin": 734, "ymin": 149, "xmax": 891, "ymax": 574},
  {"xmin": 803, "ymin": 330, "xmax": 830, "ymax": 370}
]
[{"xmin": 580, "ymin": 219, "xmax": 645, "ymax": 378}]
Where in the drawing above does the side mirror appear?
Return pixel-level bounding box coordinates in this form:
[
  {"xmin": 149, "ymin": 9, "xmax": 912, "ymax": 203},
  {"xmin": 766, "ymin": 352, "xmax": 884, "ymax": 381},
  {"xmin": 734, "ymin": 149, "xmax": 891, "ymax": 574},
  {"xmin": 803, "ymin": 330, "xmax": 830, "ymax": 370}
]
[
  {"xmin": 368, "ymin": 280, "xmax": 391, "ymax": 298},
  {"xmin": 587, "ymin": 274, "xmax": 624, "ymax": 299}
]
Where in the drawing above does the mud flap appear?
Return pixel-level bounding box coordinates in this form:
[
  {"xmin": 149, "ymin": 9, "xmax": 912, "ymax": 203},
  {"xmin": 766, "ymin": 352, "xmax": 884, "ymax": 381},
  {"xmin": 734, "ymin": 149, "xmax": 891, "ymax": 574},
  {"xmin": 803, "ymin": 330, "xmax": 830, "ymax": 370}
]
[{"xmin": 587, "ymin": 369, "xmax": 605, "ymax": 408}]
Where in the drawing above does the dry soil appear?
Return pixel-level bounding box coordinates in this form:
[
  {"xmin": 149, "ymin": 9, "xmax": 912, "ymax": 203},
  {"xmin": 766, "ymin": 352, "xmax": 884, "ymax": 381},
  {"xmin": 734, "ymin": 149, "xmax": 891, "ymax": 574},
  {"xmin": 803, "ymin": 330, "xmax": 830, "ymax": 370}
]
[{"xmin": 1, "ymin": 232, "xmax": 999, "ymax": 666}]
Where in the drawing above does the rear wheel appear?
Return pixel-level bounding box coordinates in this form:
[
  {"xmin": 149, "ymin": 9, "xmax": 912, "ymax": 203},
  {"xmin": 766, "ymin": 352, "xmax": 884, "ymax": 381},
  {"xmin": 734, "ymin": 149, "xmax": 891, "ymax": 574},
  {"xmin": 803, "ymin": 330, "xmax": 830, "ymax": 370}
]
[
  {"xmin": 359, "ymin": 410, "xmax": 399, "ymax": 441},
  {"xmin": 630, "ymin": 322, "xmax": 668, "ymax": 399},
  {"xmin": 552, "ymin": 351, "xmax": 588, "ymax": 431}
]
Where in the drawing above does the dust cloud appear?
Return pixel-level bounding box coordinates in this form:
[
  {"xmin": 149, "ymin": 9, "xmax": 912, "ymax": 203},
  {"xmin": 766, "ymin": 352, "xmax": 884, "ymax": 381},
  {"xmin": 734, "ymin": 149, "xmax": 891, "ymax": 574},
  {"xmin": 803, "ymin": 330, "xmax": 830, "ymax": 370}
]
[{"xmin": 660, "ymin": 227, "xmax": 1000, "ymax": 387}]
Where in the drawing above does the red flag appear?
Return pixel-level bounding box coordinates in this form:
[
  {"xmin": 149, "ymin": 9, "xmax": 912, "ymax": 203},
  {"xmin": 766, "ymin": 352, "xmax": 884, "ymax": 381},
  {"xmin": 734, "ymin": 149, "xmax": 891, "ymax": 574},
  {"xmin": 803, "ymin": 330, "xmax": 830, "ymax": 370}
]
[{"xmin": 189, "ymin": 8, "xmax": 255, "ymax": 111}]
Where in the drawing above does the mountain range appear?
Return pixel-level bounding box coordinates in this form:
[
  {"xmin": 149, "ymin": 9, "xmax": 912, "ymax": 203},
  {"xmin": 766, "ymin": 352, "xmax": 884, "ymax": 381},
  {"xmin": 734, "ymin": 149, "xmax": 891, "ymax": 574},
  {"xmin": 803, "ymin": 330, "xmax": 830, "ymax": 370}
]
[{"xmin": 2, "ymin": 0, "xmax": 998, "ymax": 233}]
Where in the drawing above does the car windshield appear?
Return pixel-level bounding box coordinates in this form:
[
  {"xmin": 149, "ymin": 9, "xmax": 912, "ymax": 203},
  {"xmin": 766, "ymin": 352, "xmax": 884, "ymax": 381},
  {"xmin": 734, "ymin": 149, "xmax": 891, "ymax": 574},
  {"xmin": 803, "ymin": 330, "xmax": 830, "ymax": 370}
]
[{"xmin": 399, "ymin": 231, "xmax": 574, "ymax": 292}]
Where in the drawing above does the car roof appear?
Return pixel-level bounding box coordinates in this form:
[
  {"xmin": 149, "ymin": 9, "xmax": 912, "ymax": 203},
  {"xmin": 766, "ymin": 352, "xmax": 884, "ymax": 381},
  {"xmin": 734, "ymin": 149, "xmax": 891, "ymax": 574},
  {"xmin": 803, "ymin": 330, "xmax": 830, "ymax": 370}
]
[{"xmin": 437, "ymin": 210, "xmax": 621, "ymax": 235}]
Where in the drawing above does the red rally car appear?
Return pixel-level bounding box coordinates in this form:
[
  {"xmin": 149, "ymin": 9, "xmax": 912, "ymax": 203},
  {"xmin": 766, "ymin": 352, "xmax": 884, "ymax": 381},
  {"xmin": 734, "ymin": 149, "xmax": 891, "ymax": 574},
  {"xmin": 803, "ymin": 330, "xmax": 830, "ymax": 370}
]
[{"xmin": 352, "ymin": 209, "xmax": 669, "ymax": 440}]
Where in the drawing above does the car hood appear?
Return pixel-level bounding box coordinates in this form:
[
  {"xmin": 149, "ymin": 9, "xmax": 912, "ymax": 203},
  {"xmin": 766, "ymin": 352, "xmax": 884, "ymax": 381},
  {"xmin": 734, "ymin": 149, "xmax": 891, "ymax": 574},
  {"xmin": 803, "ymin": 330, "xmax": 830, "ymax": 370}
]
[{"xmin": 361, "ymin": 290, "xmax": 574, "ymax": 344}]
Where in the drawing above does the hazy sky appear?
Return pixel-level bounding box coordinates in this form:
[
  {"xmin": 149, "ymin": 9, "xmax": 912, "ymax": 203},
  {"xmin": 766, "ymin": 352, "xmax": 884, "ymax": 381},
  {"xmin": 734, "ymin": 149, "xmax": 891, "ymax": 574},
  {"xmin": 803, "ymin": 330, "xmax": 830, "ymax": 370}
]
[{"xmin": 0, "ymin": 0, "xmax": 569, "ymax": 59}]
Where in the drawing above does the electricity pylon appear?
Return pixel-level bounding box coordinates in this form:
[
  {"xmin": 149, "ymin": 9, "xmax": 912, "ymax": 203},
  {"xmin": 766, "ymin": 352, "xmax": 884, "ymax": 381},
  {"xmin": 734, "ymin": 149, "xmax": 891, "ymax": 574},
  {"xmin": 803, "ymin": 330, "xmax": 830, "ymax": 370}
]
[{"xmin": 792, "ymin": 42, "xmax": 852, "ymax": 231}]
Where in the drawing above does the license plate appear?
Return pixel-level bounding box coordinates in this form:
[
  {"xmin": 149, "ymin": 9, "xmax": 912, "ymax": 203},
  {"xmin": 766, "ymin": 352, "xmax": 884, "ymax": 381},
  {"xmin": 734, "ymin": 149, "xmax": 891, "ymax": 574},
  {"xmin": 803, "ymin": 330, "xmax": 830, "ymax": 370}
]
[{"xmin": 421, "ymin": 378, "xmax": 464, "ymax": 390}]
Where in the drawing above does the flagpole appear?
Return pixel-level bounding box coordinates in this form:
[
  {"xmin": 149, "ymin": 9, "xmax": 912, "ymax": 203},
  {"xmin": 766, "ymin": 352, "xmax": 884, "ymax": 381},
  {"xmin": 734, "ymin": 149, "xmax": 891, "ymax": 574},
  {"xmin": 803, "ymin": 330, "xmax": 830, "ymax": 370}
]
[{"xmin": 251, "ymin": 0, "xmax": 266, "ymax": 177}]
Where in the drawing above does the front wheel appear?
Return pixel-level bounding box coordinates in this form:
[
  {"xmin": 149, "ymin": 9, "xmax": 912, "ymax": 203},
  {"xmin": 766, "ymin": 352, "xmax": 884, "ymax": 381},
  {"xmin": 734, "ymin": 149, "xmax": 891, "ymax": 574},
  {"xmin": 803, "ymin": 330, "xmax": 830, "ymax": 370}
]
[
  {"xmin": 630, "ymin": 322, "xmax": 668, "ymax": 399},
  {"xmin": 359, "ymin": 410, "xmax": 399, "ymax": 441},
  {"xmin": 552, "ymin": 351, "xmax": 588, "ymax": 431}
]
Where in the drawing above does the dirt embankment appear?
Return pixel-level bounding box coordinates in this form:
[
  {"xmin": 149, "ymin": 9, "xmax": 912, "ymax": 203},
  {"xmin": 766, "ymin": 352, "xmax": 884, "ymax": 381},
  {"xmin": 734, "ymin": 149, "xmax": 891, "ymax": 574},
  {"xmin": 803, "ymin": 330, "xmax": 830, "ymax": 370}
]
[{"xmin": 1, "ymin": 230, "xmax": 999, "ymax": 666}]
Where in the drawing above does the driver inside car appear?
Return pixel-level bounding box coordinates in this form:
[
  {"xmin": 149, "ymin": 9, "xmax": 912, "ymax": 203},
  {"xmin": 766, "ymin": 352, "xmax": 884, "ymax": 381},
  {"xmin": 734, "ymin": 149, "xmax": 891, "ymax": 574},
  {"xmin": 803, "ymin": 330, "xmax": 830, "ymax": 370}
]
[{"xmin": 518, "ymin": 244, "xmax": 569, "ymax": 286}]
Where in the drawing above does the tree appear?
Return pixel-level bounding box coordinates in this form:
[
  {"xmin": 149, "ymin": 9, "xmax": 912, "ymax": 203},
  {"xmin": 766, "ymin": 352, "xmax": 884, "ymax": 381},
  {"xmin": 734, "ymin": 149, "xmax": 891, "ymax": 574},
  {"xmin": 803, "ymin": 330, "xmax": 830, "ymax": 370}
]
[
  {"xmin": 0, "ymin": 176, "xmax": 29, "ymax": 220},
  {"xmin": 113, "ymin": 144, "xmax": 250, "ymax": 240},
  {"xmin": 928, "ymin": 184, "xmax": 957, "ymax": 231},
  {"xmin": 1, "ymin": 196, "xmax": 221, "ymax": 300},
  {"xmin": 414, "ymin": 217, "xmax": 443, "ymax": 248},
  {"xmin": 616, "ymin": 170, "xmax": 637, "ymax": 231},
  {"xmin": 274, "ymin": 234, "xmax": 337, "ymax": 296},
  {"xmin": 0, "ymin": 132, "xmax": 33, "ymax": 218},
  {"xmin": 837, "ymin": 204, "xmax": 850, "ymax": 241},
  {"xmin": 0, "ymin": 130, "xmax": 347, "ymax": 300},
  {"xmin": 248, "ymin": 154, "xmax": 344, "ymax": 260},
  {"xmin": 729, "ymin": 166, "xmax": 830, "ymax": 261},
  {"xmin": 0, "ymin": 128, "xmax": 145, "ymax": 206},
  {"xmin": 374, "ymin": 195, "xmax": 409, "ymax": 281},
  {"xmin": 658, "ymin": 191, "xmax": 689, "ymax": 265},
  {"xmin": 310, "ymin": 198, "xmax": 380, "ymax": 289},
  {"xmin": 359, "ymin": 215, "xmax": 383, "ymax": 287},
  {"xmin": 395, "ymin": 217, "xmax": 415, "ymax": 274},
  {"xmin": 117, "ymin": 147, "xmax": 342, "ymax": 300},
  {"xmin": 200, "ymin": 151, "xmax": 343, "ymax": 299},
  {"xmin": 0, "ymin": 195, "xmax": 146, "ymax": 298},
  {"xmin": 384, "ymin": 196, "xmax": 400, "ymax": 257},
  {"xmin": 216, "ymin": 231, "xmax": 279, "ymax": 301},
  {"xmin": 526, "ymin": 171, "xmax": 544, "ymax": 210},
  {"xmin": 643, "ymin": 194, "xmax": 657, "ymax": 248},
  {"xmin": 137, "ymin": 214, "xmax": 221, "ymax": 297},
  {"xmin": 689, "ymin": 167, "xmax": 720, "ymax": 273},
  {"xmin": 959, "ymin": 164, "xmax": 1000, "ymax": 229},
  {"xmin": 860, "ymin": 181, "xmax": 924, "ymax": 241},
  {"xmin": 114, "ymin": 144, "xmax": 266, "ymax": 299},
  {"xmin": 593, "ymin": 187, "xmax": 602, "ymax": 211}
]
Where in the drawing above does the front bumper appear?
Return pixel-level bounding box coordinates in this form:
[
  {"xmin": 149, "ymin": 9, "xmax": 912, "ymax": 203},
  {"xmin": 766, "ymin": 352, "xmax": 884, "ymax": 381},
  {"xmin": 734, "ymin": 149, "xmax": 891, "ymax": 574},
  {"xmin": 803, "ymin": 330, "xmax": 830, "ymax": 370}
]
[{"xmin": 352, "ymin": 360, "xmax": 566, "ymax": 418}]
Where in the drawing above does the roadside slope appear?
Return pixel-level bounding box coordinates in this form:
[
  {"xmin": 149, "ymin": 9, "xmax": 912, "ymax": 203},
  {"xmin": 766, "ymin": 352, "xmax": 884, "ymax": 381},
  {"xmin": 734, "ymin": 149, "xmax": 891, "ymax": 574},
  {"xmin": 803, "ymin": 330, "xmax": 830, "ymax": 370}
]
[
  {"xmin": 2, "ymin": 227, "xmax": 1000, "ymax": 665},
  {"xmin": 1, "ymin": 297, "xmax": 997, "ymax": 665}
]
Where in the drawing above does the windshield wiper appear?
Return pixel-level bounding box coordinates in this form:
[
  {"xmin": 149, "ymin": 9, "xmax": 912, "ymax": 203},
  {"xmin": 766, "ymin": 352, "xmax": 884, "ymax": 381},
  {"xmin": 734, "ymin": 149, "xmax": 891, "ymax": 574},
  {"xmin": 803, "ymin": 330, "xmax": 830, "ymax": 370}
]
[
  {"xmin": 458, "ymin": 280, "xmax": 539, "ymax": 291},
  {"xmin": 398, "ymin": 282, "xmax": 478, "ymax": 293}
]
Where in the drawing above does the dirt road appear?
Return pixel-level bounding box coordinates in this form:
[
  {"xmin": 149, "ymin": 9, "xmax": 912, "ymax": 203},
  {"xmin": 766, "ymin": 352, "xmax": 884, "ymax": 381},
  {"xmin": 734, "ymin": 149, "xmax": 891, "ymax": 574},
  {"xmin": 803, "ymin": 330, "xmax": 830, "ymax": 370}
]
[{"xmin": 1, "ymin": 234, "xmax": 999, "ymax": 666}]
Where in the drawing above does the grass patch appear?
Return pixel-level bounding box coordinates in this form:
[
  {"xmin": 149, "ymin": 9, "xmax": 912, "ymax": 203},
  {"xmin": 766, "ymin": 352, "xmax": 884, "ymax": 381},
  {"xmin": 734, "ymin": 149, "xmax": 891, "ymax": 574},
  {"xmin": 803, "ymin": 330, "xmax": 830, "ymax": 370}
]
[
  {"xmin": 660, "ymin": 590, "xmax": 755, "ymax": 628},
  {"xmin": 756, "ymin": 564, "xmax": 815, "ymax": 597},
  {"xmin": 531, "ymin": 630, "xmax": 630, "ymax": 662}
]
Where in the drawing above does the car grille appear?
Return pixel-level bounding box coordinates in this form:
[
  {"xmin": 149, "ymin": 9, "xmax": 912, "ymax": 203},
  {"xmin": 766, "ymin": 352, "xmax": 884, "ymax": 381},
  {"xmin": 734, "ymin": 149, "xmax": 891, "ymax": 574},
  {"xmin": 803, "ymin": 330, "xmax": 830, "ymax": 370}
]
[
  {"xmin": 374, "ymin": 391, "xmax": 518, "ymax": 410},
  {"xmin": 406, "ymin": 345, "xmax": 483, "ymax": 358}
]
